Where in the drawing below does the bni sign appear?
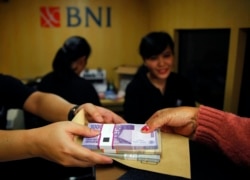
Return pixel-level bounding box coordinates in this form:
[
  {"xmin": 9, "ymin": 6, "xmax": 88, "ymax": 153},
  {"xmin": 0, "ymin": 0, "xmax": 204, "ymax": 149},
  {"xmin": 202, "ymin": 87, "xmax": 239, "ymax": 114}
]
[{"xmin": 40, "ymin": 6, "xmax": 112, "ymax": 28}]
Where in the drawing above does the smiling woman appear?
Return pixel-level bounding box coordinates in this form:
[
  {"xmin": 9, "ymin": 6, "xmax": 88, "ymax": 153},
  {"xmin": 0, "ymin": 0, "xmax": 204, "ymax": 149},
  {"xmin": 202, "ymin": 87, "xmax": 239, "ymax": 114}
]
[{"xmin": 123, "ymin": 31, "xmax": 197, "ymax": 124}]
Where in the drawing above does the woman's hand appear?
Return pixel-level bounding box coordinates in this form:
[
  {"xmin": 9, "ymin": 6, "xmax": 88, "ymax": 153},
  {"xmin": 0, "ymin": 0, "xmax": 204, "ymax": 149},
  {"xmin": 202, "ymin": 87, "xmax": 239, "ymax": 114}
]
[
  {"xmin": 79, "ymin": 103, "xmax": 126, "ymax": 124},
  {"xmin": 141, "ymin": 106, "xmax": 198, "ymax": 137},
  {"xmin": 30, "ymin": 121, "xmax": 114, "ymax": 167}
]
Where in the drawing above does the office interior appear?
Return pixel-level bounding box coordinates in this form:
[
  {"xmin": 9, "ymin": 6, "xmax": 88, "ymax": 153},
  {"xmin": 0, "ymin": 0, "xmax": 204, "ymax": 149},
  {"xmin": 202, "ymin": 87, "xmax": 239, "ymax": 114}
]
[
  {"xmin": 1, "ymin": 0, "xmax": 250, "ymax": 179},
  {"xmin": 1, "ymin": 0, "xmax": 250, "ymax": 116},
  {"xmin": 1, "ymin": 0, "xmax": 250, "ymax": 115}
]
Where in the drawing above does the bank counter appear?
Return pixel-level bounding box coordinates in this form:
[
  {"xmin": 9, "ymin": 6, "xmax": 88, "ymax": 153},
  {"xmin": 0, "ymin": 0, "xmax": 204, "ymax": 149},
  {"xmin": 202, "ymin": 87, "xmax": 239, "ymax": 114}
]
[
  {"xmin": 1, "ymin": 140, "xmax": 248, "ymax": 180},
  {"xmin": 4, "ymin": 99, "xmax": 250, "ymax": 180},
  {"xmin": 95, "ymin": 140, "xmax": 250, "ymax": 180},
  {"xmin": 97, "ymin": 98, "xmax": 249, "ymax": 180},
  {"xmin": 3, "ymin": 107, "xmax": 249, "ymax": 179}
]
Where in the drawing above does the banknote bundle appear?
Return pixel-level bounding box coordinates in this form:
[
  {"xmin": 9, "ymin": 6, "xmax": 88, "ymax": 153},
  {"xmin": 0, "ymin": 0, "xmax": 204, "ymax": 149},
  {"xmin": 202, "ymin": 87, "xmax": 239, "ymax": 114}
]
[{"xmin": 82, "ymin": 123, "xmax": 162, "ymax": 163}]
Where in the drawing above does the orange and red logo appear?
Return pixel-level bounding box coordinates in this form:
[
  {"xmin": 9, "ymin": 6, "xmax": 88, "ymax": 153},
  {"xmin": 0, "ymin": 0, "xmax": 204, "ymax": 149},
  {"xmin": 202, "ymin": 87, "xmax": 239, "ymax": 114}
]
[
  {"xmin": 40, "ymin": 7, "xmax": 60, "ymax": 28},
  {"xmin": 40, "ymin": 6, "xmax": 112, "ymax": 28}
]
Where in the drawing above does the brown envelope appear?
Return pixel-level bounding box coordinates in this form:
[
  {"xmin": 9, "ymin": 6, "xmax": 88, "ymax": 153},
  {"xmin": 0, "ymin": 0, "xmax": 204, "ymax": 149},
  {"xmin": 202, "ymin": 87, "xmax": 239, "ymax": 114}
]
[{"xmin": 73, "ymin": 109, "xmax": 191, "ymax": 179}]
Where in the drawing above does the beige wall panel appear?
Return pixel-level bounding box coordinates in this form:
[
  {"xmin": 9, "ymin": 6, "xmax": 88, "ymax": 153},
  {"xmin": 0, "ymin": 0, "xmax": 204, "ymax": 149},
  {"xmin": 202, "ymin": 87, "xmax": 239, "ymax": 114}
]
[
  {"xmin": 147, "ymin": 0, "xmax": 250, "ymax": 30},
  {"xmin": 0, "ymin": 0, "xmax": 148, "ymax": 81},
  {"xmin": 1, "ymin": 0, "xmax": 249, "ymax": 112}
]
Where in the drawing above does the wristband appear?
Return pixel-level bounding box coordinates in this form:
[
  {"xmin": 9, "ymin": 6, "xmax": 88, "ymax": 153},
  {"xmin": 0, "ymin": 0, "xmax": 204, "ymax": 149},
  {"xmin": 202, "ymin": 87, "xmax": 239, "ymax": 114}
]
[{"xmin": 68, "ymin": 105, "xmax": 79, "ymax": 120}]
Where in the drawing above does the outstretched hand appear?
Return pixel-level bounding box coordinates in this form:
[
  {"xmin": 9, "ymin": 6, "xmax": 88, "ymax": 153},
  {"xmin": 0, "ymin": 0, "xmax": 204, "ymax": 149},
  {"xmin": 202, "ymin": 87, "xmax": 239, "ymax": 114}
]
[
  {"xmin": 141, "ymin": 106, "xmax": 198, "ymax": 137},
  {"xmin": 80, "ymin": 103, "xmax": 126, "ymax": 124}
]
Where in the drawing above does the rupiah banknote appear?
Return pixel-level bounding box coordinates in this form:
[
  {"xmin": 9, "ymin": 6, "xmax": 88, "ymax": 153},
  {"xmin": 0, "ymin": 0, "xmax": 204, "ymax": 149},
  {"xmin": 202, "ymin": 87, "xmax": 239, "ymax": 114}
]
[{"xmin": 82, "ymin": 123, "xmax": 161, "ymax": 154}]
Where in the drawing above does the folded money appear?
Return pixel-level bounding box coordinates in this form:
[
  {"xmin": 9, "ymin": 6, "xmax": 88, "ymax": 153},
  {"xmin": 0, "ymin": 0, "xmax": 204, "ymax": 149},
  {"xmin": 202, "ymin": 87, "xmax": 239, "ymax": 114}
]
[
  {"xmin": 82, "ymin": 123, "xmax": 161, "ymax": 154},
  {"xmin": 101, "ymin": 153, "xmax": 161, "ymax": 164}
]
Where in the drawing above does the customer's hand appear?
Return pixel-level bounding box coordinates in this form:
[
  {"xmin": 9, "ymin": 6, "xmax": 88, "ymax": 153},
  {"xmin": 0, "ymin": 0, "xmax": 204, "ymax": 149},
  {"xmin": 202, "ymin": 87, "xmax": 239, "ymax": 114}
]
[
  {"xmin": 141, "ymin": 106, "xmax": 198, "ymax": 137},
  {"xmin": 31, "ymin": 121, "xmax": 113, "ymax": 167},
  {"xmin": 80, "ymin": 103, "xmax": 126, "ymax": 124}
]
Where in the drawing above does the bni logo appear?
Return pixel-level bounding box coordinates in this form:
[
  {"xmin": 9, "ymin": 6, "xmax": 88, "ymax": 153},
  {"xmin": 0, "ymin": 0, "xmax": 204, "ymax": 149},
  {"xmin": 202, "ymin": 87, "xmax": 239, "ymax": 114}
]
[
  {"xmin": 40, "ymin": 7, "xmax": 60, "ymax": 28},
  {"xmin": 40, "ymin": 6, "xmax": 111, "ymax": 28}
]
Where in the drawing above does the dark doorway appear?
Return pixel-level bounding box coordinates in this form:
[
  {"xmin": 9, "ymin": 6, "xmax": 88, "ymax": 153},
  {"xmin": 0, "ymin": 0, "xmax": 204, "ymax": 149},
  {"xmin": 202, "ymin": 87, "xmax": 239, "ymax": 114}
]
[
  {"xmin": 238, "ymin": 29, "xmax": 250, "ymax": 117},
  {"xmin": 177, "ymin": 29, "xmax": 230, "ymax": 110}
]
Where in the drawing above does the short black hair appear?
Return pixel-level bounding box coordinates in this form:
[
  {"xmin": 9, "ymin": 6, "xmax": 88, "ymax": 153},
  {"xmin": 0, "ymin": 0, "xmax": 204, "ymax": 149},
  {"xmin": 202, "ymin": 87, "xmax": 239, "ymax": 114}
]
[
  {"xmin": 139, "ymin": 31, "xmax": 174, "ymax": 60},
  {"xmin": 61, "ymin": 36, "xmax": 91, "ymax": 62},
  {"xmin": 52, "ymin": 36, "xmax": 91, "ymax": 73}
]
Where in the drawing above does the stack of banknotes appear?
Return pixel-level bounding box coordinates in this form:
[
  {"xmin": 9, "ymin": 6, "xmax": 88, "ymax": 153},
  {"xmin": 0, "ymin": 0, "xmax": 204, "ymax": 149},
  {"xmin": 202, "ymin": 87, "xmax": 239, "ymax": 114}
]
[{"xmin": 82, "ymin": 123, "xmax": 162, "ymax": 163}]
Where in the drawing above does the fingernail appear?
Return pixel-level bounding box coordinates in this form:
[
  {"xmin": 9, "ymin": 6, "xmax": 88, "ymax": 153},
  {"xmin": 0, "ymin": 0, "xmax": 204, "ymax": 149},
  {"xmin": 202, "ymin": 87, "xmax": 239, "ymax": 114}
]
[{"xmin": 141, "ymin": 125, "xmax": 150, "ymax": 132}]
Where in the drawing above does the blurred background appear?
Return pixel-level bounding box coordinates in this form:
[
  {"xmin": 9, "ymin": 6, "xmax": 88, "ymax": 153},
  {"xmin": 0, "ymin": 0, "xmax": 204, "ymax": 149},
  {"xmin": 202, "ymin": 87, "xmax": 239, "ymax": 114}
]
[{"xmin": 0, "ymin": 0, "xmax": 250, "ymax": 115}]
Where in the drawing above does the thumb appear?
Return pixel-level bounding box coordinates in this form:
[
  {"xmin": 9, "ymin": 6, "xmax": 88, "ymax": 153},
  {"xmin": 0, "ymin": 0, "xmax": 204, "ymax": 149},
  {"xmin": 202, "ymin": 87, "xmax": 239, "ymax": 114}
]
[{"xmin": 71, "ymin": 123, "xmax": 100, "ymax": 138}]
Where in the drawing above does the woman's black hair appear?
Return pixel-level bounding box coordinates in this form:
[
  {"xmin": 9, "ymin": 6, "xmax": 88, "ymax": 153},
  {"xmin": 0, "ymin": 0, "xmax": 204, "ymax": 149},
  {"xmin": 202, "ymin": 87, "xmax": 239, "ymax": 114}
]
[
  {"xmin": 139, "ymin": 31, "xmax": 174, "ymax": 60},
  {"xmin": 52, "ymin": 36, "xmax": 91, "ymax": 75}
]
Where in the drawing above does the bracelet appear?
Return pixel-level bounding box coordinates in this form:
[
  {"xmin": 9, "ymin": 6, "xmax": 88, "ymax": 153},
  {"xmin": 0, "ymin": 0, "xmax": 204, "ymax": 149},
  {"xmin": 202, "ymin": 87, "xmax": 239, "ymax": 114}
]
[{"xmin": 68, "ymin": 105, "xmax": 79, "ymax": 121}]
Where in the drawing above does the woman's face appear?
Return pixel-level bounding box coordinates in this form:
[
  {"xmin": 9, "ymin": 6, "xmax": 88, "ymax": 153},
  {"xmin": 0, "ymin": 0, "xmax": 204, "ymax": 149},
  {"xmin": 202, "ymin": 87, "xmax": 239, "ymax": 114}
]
[
  {"xmin": 144, "ymin": 46, "xmax": 174, "ymax": 80},
  {"xmin": 71, "ymin": 56, "xmax": 87, "ymax": 75}
]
